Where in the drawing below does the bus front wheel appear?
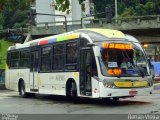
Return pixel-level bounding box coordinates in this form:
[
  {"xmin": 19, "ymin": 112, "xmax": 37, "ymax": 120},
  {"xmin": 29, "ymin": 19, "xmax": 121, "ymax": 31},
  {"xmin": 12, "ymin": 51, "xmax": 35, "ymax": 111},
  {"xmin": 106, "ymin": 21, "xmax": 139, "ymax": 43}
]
[{"xmin": 67, "ymin": 81, "xmax": 78, "ymax": 103}]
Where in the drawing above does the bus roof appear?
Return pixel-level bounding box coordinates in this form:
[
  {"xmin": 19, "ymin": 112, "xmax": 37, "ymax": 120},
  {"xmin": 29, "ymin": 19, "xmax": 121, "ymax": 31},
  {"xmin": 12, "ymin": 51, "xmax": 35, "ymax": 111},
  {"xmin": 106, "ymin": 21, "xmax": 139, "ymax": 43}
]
[
  {"xmin": 8, "ymin": 31, "xmax": 80, "ymax": 50},
  {"xmin": 75, "ymin": 28, "xmax": 125, "ymax": 39},
  {"xmin": 8, "ymin": 28, "xmax": 139, "ymax": 51}
]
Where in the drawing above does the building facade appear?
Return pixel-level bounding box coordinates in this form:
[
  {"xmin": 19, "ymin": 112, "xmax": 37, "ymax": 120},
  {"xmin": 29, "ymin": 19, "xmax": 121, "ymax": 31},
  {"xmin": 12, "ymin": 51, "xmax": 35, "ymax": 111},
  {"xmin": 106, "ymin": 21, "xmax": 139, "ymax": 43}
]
[{"xmin": 31, "ymin": 0, "xmax": 91, "ymax": 25}]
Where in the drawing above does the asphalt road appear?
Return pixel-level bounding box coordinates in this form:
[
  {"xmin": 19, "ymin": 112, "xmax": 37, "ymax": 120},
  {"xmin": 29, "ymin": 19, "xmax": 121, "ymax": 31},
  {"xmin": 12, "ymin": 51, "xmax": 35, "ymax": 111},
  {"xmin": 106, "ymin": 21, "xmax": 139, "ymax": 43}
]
[{"xmin": 0, "ymin": 89, "xmax": 160, "ymax": 120}]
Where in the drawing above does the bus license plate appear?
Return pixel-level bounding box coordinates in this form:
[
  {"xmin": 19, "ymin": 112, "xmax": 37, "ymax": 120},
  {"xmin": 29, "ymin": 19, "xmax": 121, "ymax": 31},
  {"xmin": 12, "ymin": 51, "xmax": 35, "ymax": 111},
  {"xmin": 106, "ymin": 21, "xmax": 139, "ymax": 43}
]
[{"xmin": 129, "ymin": 90, "xmax": 138, "ymax": 95}]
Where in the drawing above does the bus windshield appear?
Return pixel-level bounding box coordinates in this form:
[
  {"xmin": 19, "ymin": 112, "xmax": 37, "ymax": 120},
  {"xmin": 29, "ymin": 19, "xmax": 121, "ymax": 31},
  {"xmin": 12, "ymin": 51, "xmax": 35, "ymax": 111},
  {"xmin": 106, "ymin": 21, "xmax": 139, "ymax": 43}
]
[{"xmin": 100, "ymin": 42, "xmax": 150, "ymax": 77}]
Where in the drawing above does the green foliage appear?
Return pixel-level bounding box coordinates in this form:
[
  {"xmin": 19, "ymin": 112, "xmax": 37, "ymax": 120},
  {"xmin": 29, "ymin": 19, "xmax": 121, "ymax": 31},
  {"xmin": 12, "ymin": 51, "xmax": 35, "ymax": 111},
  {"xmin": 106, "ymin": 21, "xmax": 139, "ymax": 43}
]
[
  {"xmin": 0, "ymin": 0, "xmax": 31, "ymax": 29},
  {"xmin": 55, "ymin": 0, "xmax": 70, "ymax": 13},
  {"xmin": 0, "ymin": 13, "xmax": 3, "ymax": 29},
  {"xmin": 145, "ymin": 1, "xmax": 155, "ymax": 14},
  {"xmin": 10, "ymin": 10, "xmax": 28, "ymax": 28},
  {"xmin": 55, "ymin": 0, "xmax": 85, "ymax": 13},
  {"xmin": 0, "ymin": 39, "xmax": 13, "ymax": 69},
  {"xmin": 55, "ymin": 0, "xmax": 160, "ymax": 18},
  {"xmin": 118, "ymin": 0, "xmax": 160, "ymax": 17},
  {"xmin": 0, "ymin": 0, "xmax": 160, "ymax": 29},
  {"xmin": 135, "ymin": 4, "xmax": 146, "ymax": 16},
  {"xmin": 120, "ymin": 8, "xmax": 135, "ymax": 17}
]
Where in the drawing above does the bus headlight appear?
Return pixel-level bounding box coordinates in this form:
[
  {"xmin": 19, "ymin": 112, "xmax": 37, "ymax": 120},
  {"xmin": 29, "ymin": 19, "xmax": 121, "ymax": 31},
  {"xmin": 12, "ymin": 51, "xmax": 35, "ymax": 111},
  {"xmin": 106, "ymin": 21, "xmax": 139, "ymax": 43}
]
[{"xmin": 103, "ymin": 79, "xmax": 114, "ymax": 88}]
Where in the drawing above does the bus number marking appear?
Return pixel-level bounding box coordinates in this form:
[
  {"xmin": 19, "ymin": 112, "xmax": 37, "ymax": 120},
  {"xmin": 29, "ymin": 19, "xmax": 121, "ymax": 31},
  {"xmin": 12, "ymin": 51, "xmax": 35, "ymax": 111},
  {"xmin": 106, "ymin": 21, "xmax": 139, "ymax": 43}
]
[
  {"xmin": 55, "ymin": 75, "xmax": 65, "ymax": 81},
  {"xmin": 17, "ymin": 73, "xmax": 24, "ymax": 77}
]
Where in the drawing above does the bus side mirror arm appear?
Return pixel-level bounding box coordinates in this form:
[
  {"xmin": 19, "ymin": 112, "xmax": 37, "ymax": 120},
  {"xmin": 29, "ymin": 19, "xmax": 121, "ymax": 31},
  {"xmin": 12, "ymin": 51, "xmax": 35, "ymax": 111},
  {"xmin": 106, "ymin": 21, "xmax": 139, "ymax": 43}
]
[
  {"xmin": 94, "ymin": 46, "xmax": 100, "ymax": 57},
  {"xmin": 87, "ymin": 43, "xmax": 95, "ymax": 47},
  {"xmin": 147, "ymin": 59, "xmax": 153, "ymax": 69},
  {"xmin": 147, "ymin": 59, "xmax": 155, "ymax": 78}
]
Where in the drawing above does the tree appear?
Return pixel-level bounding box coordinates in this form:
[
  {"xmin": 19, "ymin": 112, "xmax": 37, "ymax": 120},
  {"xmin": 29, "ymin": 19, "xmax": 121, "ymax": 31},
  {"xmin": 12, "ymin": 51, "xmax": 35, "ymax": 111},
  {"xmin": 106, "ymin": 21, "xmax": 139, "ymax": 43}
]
[
  {"xmin": 135, "ymin": 4, "xmax": 146, "ymax": 16},
  {"xmin": 0, "ymin": 13, "xmax": 3, "ymax": 29},
  {"xmin": 1, "ymin": 0, "xmax": 160, "ymax": 29},
  {"xmin": 0, "ymin": 0, "xmax": 32, "ymax": 29},
  {"xmin": 145, "ymin": 1, "xmax": 155, "ymax": 15},
  {"xmin": 55, "ymin": 0, "xmax": 85, "ymax": 14},
  {"xmin": 55, "ymin": 0, "xmax": 160, "ymax": 18},
  {"xmin": 0, "ymin": 0, "xmax": 5, "ymax": 11}
]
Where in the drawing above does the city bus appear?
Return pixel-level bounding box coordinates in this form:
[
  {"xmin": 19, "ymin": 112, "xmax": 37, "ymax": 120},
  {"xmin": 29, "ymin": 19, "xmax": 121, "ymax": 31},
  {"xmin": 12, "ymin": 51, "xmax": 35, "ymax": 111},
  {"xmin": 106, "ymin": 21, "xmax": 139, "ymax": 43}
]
[{"xmin": 5, "ymin": 28, "xmax": 153, "ymax": 102}]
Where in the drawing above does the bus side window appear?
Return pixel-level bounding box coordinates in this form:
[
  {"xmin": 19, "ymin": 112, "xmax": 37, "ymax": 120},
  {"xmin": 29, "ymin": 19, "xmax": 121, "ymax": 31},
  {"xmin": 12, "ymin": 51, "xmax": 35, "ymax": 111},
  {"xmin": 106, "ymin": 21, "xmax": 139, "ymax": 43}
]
[
  {"xmin": 66, "ymin": 40, "xmax": 78, "ymax": 70},
  {"xmin": 53, "ymin": 44, "xmax": 65, "ymax": 71},
  {"xmin": 7, "ymin": 52, "xmax": 11, "ymax": 67},
  {"xmin": 40, "ymin": 46, "xmax": 52, "ymax": 72},
  {"xmin": 66, "ymin": 41, "xmax": 77, "ymax": 63},
  {"xmin": 11, "ymin": 51, "xmax": 20, "ymax": 68},
  {"xmin": 20, "ymin": 50, "xmax": 29, "ymax": 68}
]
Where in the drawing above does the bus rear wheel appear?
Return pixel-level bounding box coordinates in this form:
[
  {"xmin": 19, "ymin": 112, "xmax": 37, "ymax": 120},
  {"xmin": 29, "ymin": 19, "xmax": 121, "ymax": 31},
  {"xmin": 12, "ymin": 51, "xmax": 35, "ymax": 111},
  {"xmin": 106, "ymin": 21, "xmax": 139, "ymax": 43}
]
[
  {"xmin": 19, "ymin": 81, "xmax": 35, "ymax": 98},
  {"xmin": 19, "ymin": 81, "xmax": 28, "ymax": 98}
]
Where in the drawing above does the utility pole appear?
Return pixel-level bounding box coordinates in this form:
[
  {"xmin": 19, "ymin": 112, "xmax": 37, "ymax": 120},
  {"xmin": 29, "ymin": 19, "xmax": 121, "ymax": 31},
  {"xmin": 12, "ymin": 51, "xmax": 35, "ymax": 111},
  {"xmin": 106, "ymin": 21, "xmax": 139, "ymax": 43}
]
[{"xmin": 115, "ymin": 0, "xmax": 118, "ymax": 22}]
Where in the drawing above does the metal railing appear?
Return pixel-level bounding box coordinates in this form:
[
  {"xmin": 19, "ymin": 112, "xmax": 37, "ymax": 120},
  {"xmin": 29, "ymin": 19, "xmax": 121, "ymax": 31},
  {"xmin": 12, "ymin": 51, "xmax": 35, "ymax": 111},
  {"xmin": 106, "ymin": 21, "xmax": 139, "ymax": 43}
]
[
  {"xmin": 0, "ymin": 27, "xmax": 28, "ymax": 34},
  {"xmin": 1, "ymin": 15, "xmax": 160, "ymax": 34},
  {"xmin": 82, "ymin": 15, "xmax": 160, "ymax": 27}
]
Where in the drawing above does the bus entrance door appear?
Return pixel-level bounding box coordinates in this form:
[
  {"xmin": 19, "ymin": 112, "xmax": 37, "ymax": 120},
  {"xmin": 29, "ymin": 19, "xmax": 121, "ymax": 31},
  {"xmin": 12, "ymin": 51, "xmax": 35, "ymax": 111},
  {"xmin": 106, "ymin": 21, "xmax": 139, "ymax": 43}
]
[
  {"xmin": 30, "ymin": 50, "xmax": 39, "ymax": 92},
  {"xmin": 80, "ymin": 48, "xmax": 92, "ymax": 96}
]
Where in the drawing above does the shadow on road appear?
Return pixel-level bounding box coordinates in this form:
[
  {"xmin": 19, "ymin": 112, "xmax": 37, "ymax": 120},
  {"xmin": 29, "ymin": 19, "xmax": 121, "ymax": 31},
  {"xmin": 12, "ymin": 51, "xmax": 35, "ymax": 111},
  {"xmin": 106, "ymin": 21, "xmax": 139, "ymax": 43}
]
[
  {"xmin": 29, "ymin": 94, "xmax": 152, "ymax": 107},
  {"xmin": 2, "ymin": 90, "xmax": 151, "ymax": 107}
]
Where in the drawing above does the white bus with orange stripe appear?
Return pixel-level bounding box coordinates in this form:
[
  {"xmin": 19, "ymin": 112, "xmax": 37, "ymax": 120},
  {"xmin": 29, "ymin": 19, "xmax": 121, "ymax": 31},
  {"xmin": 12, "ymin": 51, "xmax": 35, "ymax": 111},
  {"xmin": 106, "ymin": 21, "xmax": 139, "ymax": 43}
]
[{"xmin": 5, "ymin": 28, "xmax": 153, "ymax": 102}]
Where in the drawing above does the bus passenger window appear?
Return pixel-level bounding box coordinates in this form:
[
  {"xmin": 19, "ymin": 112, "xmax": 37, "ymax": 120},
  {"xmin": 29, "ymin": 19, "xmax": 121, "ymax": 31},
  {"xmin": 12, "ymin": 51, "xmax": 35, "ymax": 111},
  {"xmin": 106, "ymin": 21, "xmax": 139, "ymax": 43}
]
[
  {"xmin": 53, "ymin": 44, "xmax": 65, "ymax": 70},
  {"xmin": 10, "ymin": 52, "xmax": 20, "ymax": 68},
  {"xmin": 66, "ymin": 41, "xmax": 78, "ymax": 64},
  {"xmin": 20, "ymin": 50, "xmax": 29, "ymax": 68},
  {"xmin": 40, "ymin": 46, "xmax": 52, "ymax": 72},
  {"xmin": 7, "ymin": 53, "xmax": 11, "ymax": 67}
]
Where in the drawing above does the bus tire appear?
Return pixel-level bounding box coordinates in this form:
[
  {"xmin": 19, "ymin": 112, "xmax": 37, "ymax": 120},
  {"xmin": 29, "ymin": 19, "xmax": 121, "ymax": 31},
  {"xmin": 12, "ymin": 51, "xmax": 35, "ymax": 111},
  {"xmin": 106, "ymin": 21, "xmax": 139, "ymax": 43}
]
[
  {"xmin": 66, "ymin": 81, "xmax": 78, "ymax": 103},
  {"xmin": 71, "ymin": 82, "xmax": 79, "ymax": 103},
  {"xmin": 19, "ymin": 81, "xmax": 28, "ymax": 98}
]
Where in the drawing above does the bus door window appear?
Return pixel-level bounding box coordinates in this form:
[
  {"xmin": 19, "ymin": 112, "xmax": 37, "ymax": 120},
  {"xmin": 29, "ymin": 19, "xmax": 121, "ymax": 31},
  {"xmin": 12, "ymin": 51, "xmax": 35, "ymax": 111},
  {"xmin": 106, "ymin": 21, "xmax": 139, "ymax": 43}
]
[
  {"xmin": 91, "ymin": 53, "xmax": 98, "ymax": 77},
  {"xmin": 34, "ymin": 51, "xmax": 39, "ymax": 72},
  {"xmin": 85, "ymin": 51, "xmax": 91, "ymax": 92},
  {"xmin": 30, "ymin": 51, "xmax": 38, "ymax": 72},
  {"xmin": 80, "ymin": 48, "xmax": 93, "ymax": 96}
]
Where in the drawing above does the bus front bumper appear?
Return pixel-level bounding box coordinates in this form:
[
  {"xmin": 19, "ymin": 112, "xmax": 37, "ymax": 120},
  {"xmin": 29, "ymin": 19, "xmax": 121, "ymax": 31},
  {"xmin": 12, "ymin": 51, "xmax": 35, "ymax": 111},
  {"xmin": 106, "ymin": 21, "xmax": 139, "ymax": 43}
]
[{"xmin": 99, "ymin": 85, "xmax": 153, "ymax": 98}]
